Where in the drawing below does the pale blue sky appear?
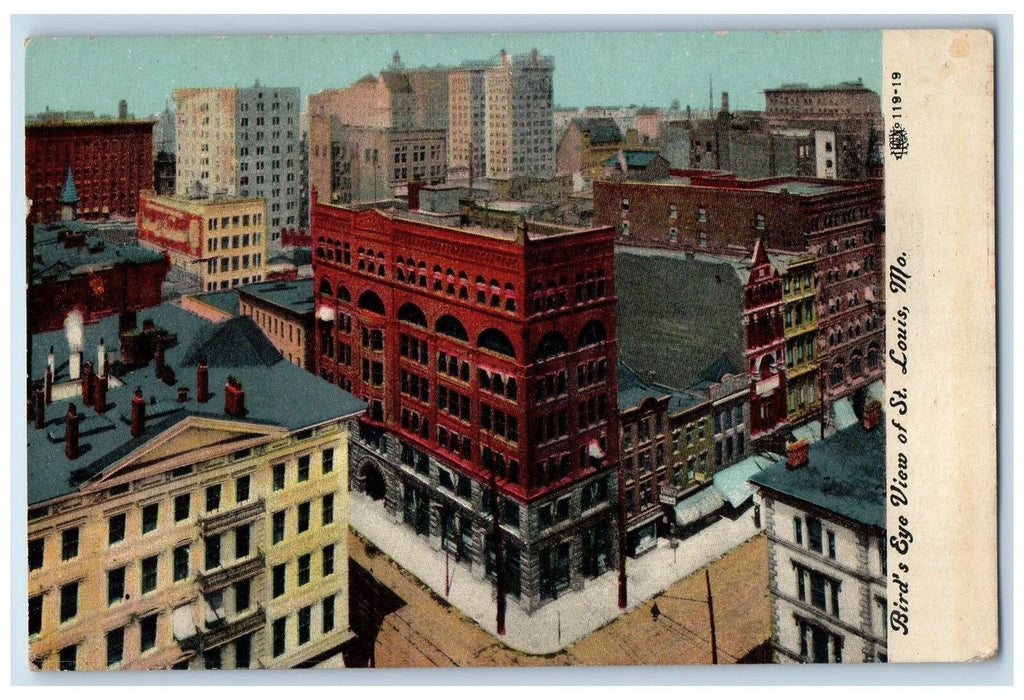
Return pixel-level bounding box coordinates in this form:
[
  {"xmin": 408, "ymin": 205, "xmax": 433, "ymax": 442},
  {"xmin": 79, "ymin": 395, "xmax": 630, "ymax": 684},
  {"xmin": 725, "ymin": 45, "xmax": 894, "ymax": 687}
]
[{"xmin": 24, "ymin": 30, "xmax": 882, "ymax": 117}]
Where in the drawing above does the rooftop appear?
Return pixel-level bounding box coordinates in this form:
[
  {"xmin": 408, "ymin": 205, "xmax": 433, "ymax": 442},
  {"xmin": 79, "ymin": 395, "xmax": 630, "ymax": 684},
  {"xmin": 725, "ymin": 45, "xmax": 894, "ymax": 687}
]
[
  {"xmin": 28, "ymin": 303, "xmax": 365, "ymax": 505},
  {"xmin": 749, "ymin": 421, "xmax": 885, "ymax": 529},
  {"xmin": 237, "ymin": 279, "xmax": 315, "ymax": 316},
  {"xmin": 572, "ymin": 117, "xmax": 623, "ymax": 144},
  {"xmin": 616, "ymin": 361, "xmax": 705, "ymax": 415},
  {"xmin": 31, "ymin": 222, "xmax": 167, "ymax": 283},
  {"xmin": 603, "ymin": 151, "xmax": 662, "ymax": 168},
  {"xmin": 186, "ymin": 288, "xmax": 239, "ymax": 317}
]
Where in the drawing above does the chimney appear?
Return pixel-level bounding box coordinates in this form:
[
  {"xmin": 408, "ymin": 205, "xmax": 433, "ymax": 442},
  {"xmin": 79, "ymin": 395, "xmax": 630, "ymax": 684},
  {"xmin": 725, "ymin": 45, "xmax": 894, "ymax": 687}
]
[
  {"xmin": 65, "ymin": 404, "xmax": 80, "ymax": 460},
  {"xmin": 130, "ymin": 388, "xmax": 146, "ymax": 438},
  {"xmin": 33, "ymin": 389, "xmax": 45, "ymax": 430},
  {"xmin": 44, "ymin": 367, "xmax": 53, "ymax": 405},
  {"xmin": 94, "ymin": 374, "xmax": 109, "ymax": 414},
  {"xmin": 177, "ymin": 386, "xmax": 189, "ymax": 403},
  {"xmin": 786, "ymin": 439, "xmax": 810, "ymax": 470},
  {"xmin": 81, "ymin": 361, "xmax": 95, "ymax": 408},
  {"xmin": 69, "ymin": 351, "xmax": 82, "ymax": 381},
  {"xmin": 224, "ymin": 376, "xmax": 246, "ymax": 417},
  {"xmin": 118, "ymin": 99, "xmax": 128, "ymax": 120},
  {"xmin": 197, "ymin": 360, "xmax": 210, "ymax": 403},
  {"xmin": 863, "ymin": 398, "xmax": 882, "ymax": 431},
  {"xmin": 97, "ymin": 338, "xmax": 106, "ymax": 377},
  {"xmin": 720, "ymin": 91, "xmax": 730, "ymax": 115}
]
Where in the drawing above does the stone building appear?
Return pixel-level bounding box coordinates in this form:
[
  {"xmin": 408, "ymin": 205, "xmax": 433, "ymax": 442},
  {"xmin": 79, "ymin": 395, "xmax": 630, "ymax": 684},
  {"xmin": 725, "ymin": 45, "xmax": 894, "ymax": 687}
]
[
  {"xmin": 556, "ymin": 117, "xmax": 624, "ymax": 191},
  {"xmin": 484, "ymin": 50, "xmax": 556, "ymax": 179},
  {"xmin": 237, "ymin": 279, "xmax": 316, "ymax": 372}
]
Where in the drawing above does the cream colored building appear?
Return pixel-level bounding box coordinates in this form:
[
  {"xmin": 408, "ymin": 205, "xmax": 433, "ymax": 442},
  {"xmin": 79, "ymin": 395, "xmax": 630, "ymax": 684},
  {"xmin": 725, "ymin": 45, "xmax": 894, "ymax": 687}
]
[
  {"xmin": 27, "ymin": 303, "xmax": 364, "ymax": 670},
  {"xmin": 137, "ymin": 191, "xmax": 268, "ymax": 292}
]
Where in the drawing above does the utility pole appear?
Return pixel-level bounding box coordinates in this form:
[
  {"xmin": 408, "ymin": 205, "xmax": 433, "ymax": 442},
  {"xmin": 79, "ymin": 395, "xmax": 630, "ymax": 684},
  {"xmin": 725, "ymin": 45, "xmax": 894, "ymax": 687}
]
[
  {"xmin": 615, "ymin": 451, "xmax": 627, "ymax": 609},
  {"xmin": 705, "ymin": 569, "xmax": 718, "ymax": 664}
]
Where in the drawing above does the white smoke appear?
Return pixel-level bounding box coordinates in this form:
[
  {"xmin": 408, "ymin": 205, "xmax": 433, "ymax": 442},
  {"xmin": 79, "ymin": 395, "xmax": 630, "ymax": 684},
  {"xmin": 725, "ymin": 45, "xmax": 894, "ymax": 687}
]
[{"xmin": 64, "ymin": 310, "xmax": 85, "ymax": 352}]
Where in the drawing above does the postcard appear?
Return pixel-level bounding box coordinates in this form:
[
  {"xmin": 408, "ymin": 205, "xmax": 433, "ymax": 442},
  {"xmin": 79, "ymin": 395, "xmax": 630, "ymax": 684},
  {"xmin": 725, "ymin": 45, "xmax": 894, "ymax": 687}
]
[{"xmin": 17, "ymin": 25, "xmax": 996, "ymax": 674}]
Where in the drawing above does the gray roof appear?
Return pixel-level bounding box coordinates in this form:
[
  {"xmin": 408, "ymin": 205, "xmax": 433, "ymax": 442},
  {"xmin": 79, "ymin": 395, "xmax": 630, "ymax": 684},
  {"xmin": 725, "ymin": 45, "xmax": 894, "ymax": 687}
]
[
  {"xmin": 749, "ymin": 422, "xmax": 885, "ymax": 529},
  {"xmin": 616, "ymin": 361, "xmax": 703, "ymax": 415},
  {"xmin": 188, "ymin": 289, "xmax": 240, "ymax": 316},
  {"xmin": 237, "ymin": 279, "xmax": 315, "ymax": 316},
  {"xmin": 614, "ymin": 249, "xmax": 746, "ymax": 391},
  {"xmin": 603, "ymin": 151, "xmax": 662, "ymax": 168},
  {"xmin": 31, "ymin": 223, "xmax": 167, "ymax": 283},
  {"xmin": 28, "ymin": 303, "xmax": 365, "ymax": 505},
  {"xmin": 573, "ymin": 117, "xmax": 623, "ymax": 144}
]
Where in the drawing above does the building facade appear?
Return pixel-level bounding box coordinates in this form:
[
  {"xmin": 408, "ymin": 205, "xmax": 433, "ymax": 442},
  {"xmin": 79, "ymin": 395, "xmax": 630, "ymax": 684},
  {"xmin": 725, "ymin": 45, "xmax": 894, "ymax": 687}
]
[
  {"xmin": 750, "ymin": 402, "xmax": 887, "ymax": 663},
  {"xmin": 237, "ymin": 279, "xmax": 316, "ymax": 372},
  {"xmin": 137, "ymin": 191, "xmax": 268, "ymax": 292},
  {"xmin": 556, "ymin": 117, "xmax": 625, "ymax": 191},
  {"xmin": 781, "ymin": 254, "xmax": 821, "ymax": 426},
  {"xmin": 484, "ymin": 50, "xmax": 555, "ymax": 179},
  {"xmin": 27, "ymin": 305, "xmax": 364, "ymax": 670},
  {"xmin": 447, "ymin": 67, "xmax": 487, "ymax": 181},
  {"xmin": 26, "ymin": 110, "xmax": 155, "ymax": 224},
  {"xmin": 311, "ymin": 196, "xmax": 619, "ymax": 612}
]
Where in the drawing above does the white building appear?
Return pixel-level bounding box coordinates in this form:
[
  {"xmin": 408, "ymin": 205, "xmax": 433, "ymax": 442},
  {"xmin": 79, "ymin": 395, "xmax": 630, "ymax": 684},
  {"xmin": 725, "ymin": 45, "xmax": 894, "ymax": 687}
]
[{"xmin": 750, "ymin": 399, "xmax": 887, "ymax": 663}]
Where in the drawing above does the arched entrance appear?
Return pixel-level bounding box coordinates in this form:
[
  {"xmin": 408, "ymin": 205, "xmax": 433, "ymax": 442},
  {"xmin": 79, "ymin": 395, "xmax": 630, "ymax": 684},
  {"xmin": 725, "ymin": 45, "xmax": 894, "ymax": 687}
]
[{"xmin": 362, "ymin": 462, "xmax": 386, "ymax": 501}]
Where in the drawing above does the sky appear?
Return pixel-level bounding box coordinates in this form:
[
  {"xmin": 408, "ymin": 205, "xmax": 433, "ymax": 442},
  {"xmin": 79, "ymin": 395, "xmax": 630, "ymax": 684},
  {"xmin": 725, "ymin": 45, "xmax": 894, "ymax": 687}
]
[{"xmin": 24, "ymin": 27, "xmax": 882, "ymax": 118}]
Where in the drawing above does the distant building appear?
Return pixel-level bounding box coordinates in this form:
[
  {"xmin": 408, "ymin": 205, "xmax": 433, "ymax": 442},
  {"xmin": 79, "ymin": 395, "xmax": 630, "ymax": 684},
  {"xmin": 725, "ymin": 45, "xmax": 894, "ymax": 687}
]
[
  {"xmin": 173, "ymin": 81, "xmax": 302, "ymax": 239},
  {"xmin": 27, "ymin": 304, "xmax": 364, "ymax": 670},
  {"xmin": 750, "ymin": 400, "xmax": 887, "ymax": 663},
  {"xmin": 312, "ymin": 195, "xmax": 619, "ymax": 612},
  {"xmin": 26, "ymin": 104, "xmax": 155, "ymax": 223},
  {"xmin": 137, "ymin": 191, "xmax": 267, "ymax": 293},
  {"xmin": 484, "ymin": 50, "xmax": 556, "ymax": 179},
  {"xmin": 29, "ymin": 174, "xmax": 169, "ymax": 334},
  {"xmin": 556, "ymin": 117, "xmax": 624, "ymax": 191},
  {"xmin": 447, "ymin": 66, "xmax": 488, "ymax": 181},
  {"xmin": 601, "ymin": 150, "xmax": 671, "ymax": 182}
]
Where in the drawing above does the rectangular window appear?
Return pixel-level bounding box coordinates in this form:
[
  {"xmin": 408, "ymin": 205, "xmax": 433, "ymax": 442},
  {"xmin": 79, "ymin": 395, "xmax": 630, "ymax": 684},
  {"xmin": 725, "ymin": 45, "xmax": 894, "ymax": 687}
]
[
  {"xmin": 235, "ymin": 524, "xmax": 251, "ymax": 559},
  {"xmin": 273, "ymin": 463, "xmax": 285, "ymax": 490},
  {"xmin": 142, "ymin": 503, "xmax": 159, "ymax": 534},
  {"xmin": 297, "ymin": 502, "xmax": 311, "ymax": 533},
  {"xmin": 794, "ymin": 517, "xmax": 803, "ymax": 545},
  {"xmin": 807, "ymin": 516, "xmax": 823, "ymax": 553},
  {"xmin": 173, "ymin": 545, "xmax": 190, "ymax": 581},
  {"xmin": 174, "ymin": 493, "xmax": 190, "ymax": 522},
  {"xmin": 235, "ymin": 636, "xmax": 252, "ymax": 669},
  {"xmin": 141, "ymin": 555, "xmax": 158, "ymax": 594},
  {"xmin": 205, "ymin": 484, "xmax": 222, "ymax": 512},
  {"xmin": 298, "ymin": 553, "xmax": 311, "ymax": 586},
  {"xmin": 205, "ymin": 535, "xmax": 221, "ymax": 570},
  {"xmin": 322, "ymin": 448, "xmax": 334, "ymax": 474},
  {"xmin": 109, "ymin": 513, "xmax": 127, "ymax": 544},
  {"xmin": 203, "ymin": 648, "xmax": 222, "ymax": 670},
  {"xmin": 62, "ymin": 527, "xmax": 79, "ymax": 560},
  {"xmin": 322, "ymin": 595, "xmax": 336, "ymax": 633},
  {"xmin": 272, "ymin": 510, "xmax": 286, "ymax": 544},
  {"xmin": 60, "ymin": 582, "xmax": 78, "ymax": 622},
  {"xmin": 272, "ymin": 564, "xmax": 286, "ymax": 598},
  {"xmin": 140, "ymin": 613, "xmax": 158, "ymax": 652},
  {"xmin": 235, "ymin": 475, "xmax": 251, "ymax": 503},
  {"xmin": 235, "ymin": 579, "xmax": 251, "ymax": 613},
  {"xmin": 297, "ymin": 606, "xmax": 312, "ymax": 645},
  {"xmin": 272, "ymin": 617, "xmax": 287, "ymax": 657},
  {"xmin": 29, "ymin": 538, "xmax": 44, "ymax": 570},
  {"xmin": 106, "ymin": 627, "xmax": 125, "ymax": 667},
  {"xmin": 58, "ymin": 645, "xmax": 77, "ymax": 671},
  {"xmin": 29, "ymin": 594, "xmax": 43, "ymax": 635},
  {"xmin": 107, "ymin": 566, "xmax": 126, "ymax": 605},
  {"xmin": 322, "ymin": 544, "xmax": 335, "ymax": 577},
  {"xmin": 322, "ymin": 493, "xmax": 335, "ymax": 526},
  {"xmin": 298, "ymin": 455, "xmax": 310, "ymax": 482},
  {"xmin": 827, "ymin": 530, "xmax": 837, "ymax": 559}
]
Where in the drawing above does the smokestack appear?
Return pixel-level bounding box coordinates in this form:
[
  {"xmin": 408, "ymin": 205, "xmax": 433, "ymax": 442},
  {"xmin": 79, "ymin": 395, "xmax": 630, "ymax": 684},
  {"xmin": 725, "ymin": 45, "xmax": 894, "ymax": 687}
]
[
  {"xmin": 130, "ymin": 388, "xmax": 146, "ymax": 438},
  {"xmin": 81, "ymin": 361, "xmax": 95, "ymax": 408},
  {"xmin": 224, "ymin": 376, "xmax": 246, "ymax": 417},
  {"xmin": 97, "ymin": 338, "xmax": 106, "ymax": 377},
  {"xmin": 785, "ymin": 439, "xmax": 810, "ymax": 470},
  {"xmin": 65, "ymin": 404, "xmax": 80, "ymax": 460},
  {"xmin": 65, "ymin": 310, "xmax": 84, "ymax": 371},
  {"xmin": 721, "ymin": 92, "xmax": 729, "ymax": 115},
  {"xmin": 863, "ymin": 398, "xmax": 882, "ymax": 431},
  {"xmin": 69, "ymin": 351, "xmax": 82, "ymax": 381},
  {"xmin": 44, "ymin": 367, "xmax": 53, "ymax": 405},
  {"xmin": 118, "ymin": 99, "xmax": 128, "ymax": 120},
  {"xmin": 33, "ymin": 389, "xmax": 45, "ymax": 430},
  {"xmin": 47, "ymin": 346, "xmax": 55, "ymax": 378},
  {"xmin": 94, "ymin": 374, "xmax": 108, "ymax": 414},
  {"xmin": 197, "ymin": 360, "xmax": 210, "ymax": 403}
]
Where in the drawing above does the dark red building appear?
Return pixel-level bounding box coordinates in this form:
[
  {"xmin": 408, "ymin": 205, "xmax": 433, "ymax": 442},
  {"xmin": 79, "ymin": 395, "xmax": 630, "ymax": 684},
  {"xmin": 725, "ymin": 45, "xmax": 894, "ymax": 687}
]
[
  {"xmin": 744, "ymin": 238, "xmax": 789, "ymax": 447},
  {"xmin": 26, "ymin": 114, "xmax": 154, "ymax": 223},
  {"xmin": 312, "ymin": 193, "xmax": 620, "ymax": 612}
]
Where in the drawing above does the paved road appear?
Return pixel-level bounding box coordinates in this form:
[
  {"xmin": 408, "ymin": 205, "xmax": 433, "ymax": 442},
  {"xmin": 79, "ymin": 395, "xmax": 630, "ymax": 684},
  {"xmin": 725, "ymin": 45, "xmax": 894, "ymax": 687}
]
[{"xmin": 344, "ymin": 530, "xmax": 770, "ymax": 668}]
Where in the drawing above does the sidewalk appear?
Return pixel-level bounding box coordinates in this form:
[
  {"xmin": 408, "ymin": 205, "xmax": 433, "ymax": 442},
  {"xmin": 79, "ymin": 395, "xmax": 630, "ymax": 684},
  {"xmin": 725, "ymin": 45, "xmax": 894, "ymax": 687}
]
[{"xmin": 348, "ymin": 491, "xmax": 761, "ymax": 655}]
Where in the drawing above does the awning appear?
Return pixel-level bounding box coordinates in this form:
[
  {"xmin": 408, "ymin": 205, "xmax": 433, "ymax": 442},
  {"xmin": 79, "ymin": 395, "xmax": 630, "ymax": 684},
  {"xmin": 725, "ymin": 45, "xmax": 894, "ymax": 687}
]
[
  {"xmin": 832, "ymin": 396, "xmax": 858, "ymax": 430},
  {"xmin": 713, "ymin": 455, "xmax": 770, "ymax": 509},
  {"xmin": 674, "ymin": 486, "xmax": 725, "ymax": 527}
]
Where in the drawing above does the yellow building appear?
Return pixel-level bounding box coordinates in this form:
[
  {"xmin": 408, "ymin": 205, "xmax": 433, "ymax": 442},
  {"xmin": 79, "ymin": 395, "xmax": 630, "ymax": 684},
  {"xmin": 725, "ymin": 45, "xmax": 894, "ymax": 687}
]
[
  {"xmin": 27, "ymin": 303, "xmax": 364, "ymax": 671},
  {"xmin": 138, "ymin": 191, "xmax": 268, "ymax": 292},
  {"xmin": 782, "ymin": 254, "xmax": 820, "ymax": 426}
]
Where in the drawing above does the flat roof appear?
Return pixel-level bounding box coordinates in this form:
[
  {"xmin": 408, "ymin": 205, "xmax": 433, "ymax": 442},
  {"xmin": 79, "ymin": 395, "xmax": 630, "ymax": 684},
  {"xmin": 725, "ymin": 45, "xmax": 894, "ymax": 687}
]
[
  {"xmin": 28, "ymin": 303, "xmax": 365, "ymax": 505},
  {"xmin": 237, "ymin": 279, "xmax": 315, "ymax": 316},
  {"xmin": 32, "ymin": 223, "xmax": 166, "ymax": 282},
  {"xmin": 187, "ymin": 289, "xmax": 240, "ymax": 317}
]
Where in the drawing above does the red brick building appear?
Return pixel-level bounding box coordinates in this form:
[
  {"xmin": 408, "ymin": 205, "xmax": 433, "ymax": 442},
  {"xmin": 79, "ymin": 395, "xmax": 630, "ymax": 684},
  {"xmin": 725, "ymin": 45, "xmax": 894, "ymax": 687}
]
[
  {"xmin": 745, "ymin": 237, "xmax": 789, "ymax": 446},
  {"xmin": 595, "ymin": 173, "xmax": 883, "ymax": 411},
  {"xmin": 312, "ymin": 192, "xmax": 620, "ymax": 612},
  {"xmin": 26, "ymin": 115, "xmax": 154, "ymax": 223}
]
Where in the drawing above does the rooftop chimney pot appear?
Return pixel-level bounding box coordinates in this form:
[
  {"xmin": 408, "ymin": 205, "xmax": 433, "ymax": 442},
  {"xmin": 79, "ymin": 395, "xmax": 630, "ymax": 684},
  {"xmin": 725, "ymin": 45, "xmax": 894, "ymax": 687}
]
[
  {"xmin": 197, "ymin": 361, "xmax": 210, "ymax": 404},
  {"xmin": 786, "ymin": 439, "xmax": 810, "ymax": 470},
  {"xmin": 94, "ymin": 374, "xmax": 109, "ymax": 414},
  {"xmin": 65, "ymin": 403, "xmax": 80, "ymax": 460},
  {"xmin": 130, "ymin": 388, "xmax": 146, "ymax": 438}
]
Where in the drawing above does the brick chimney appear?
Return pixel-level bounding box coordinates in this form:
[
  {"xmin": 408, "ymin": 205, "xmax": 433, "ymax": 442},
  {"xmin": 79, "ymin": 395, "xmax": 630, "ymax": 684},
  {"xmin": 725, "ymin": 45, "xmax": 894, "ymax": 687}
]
[
  {"xmin": 94, "ymin": 374, "xmax": 108, "ymax": 414},
  {"xmin": 130, "ymin": 388, "xmax": 146, "ymax": 438},
  {"xmin": 44, "ymin": 367, "xmax": 53, "ymax": 405},
  {"xmin": 224, "ymin": 376, "xmax": 246, "ymax": 417},
  {"xmin": 65, "ymin": 404, "xmax": 80, "ymax": 460},
  {"xmin": 785, "ymin": 439, "xmax": 810, "ymax": 470},
  {"xmin": 81, "ymin": 361, "xmax": 95, "ymax": 408},
  {"xmin": 863, "ymin": 398, "xmax": 882, "ymax": 431},
  {"xmin": 33, "ymin": 389, "xmax": 45, "ymax": 430},
  {"xmin": 177, "ymin": 386, "xmax": 189, "ymax": 403},
  {"xmin": 197, "ymin": 360, "xmax": 210, "ymax": 403}
]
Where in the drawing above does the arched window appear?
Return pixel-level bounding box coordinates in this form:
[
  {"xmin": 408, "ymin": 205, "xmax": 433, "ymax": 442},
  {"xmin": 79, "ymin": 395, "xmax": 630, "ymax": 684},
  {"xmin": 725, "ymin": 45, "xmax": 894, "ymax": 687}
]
[
  {"xmin": 318, "ymin": 278, "xmax": 333, "ymax": 296},
  {"xmin": 478, "ymin": 328, "xmax": 516, "ymax": 358},
  {"xmin": 829, "ymin": 359, "xmax": 845, "ymax": 388},
  {"xmin": 758, "ymin": 355, "xmax": 775, "ymax": 379},
  {"xmin": 336, "ymin": 285, "xmax": 351, "ymax": 303},
  {"xmin": 398, "ymin": 302, "xmax": 427, "ymax": 328},
  {"xmin": 504, "ymin": 282, "xmax": 517, "ymax": 312},
  {"xmin": 867, "ymin": 343, "xmax": 881, "ymax": 368},
  {"xmin": 535, "ymin": 331, "xmax": 568, "ymax": 361},
  {"xmin": 435, "ymin": 314, "xmax": 468, "ymax": 342},
  {"xmin": 476, "ymin": 275, "xmax": 487, "ymax": 303},
  {"xmin": 849, "ymin": 350, "xmax": 864, "ymax": 377},
  {"xmin": 358, "ymin": 290, "xmax": 385, "ymax": 315},
  {"xmin": 578, "ymin": 319, "xmax": 607, "ymax": 348}
]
